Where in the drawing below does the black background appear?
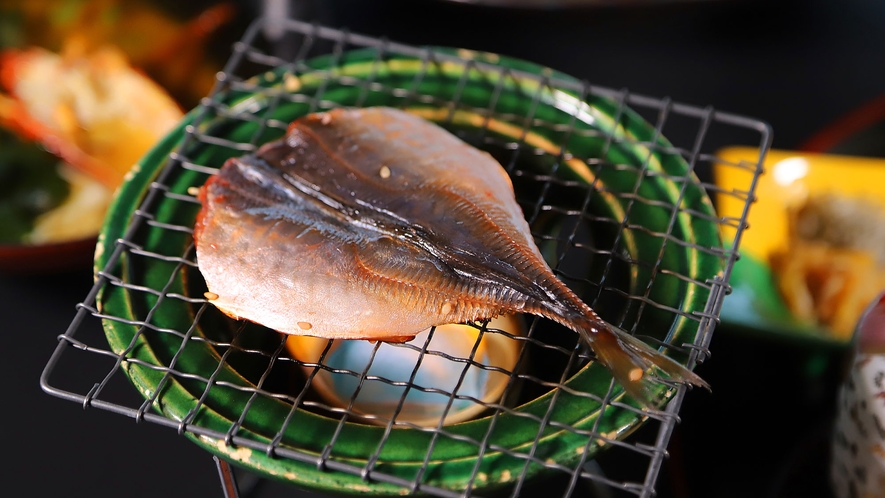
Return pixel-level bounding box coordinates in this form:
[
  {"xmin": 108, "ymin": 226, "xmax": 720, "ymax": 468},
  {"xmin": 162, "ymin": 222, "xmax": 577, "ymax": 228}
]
[{"xmin": 3, "ymin": 0, "xmax": 883, "ymax": 496}]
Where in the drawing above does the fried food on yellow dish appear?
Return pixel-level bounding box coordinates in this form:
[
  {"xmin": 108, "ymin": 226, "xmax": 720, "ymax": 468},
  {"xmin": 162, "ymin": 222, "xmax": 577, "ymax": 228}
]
[
  {"xmin": 770, "ymin": 193, "xmax": 885, "ymax": 340},
  {"xmin": 0, "ymin": 41, "xmax": 184, "ymax": 188}
]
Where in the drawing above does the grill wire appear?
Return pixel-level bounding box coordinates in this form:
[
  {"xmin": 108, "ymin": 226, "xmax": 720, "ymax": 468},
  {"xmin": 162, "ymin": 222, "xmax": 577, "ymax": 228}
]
[{"xmin": 40, "ymin": 17, "xmax": 769, "ymax": 498}]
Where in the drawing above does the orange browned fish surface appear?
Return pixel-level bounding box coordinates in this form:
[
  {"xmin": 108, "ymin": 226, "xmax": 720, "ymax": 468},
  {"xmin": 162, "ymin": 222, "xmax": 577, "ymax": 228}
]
[{"xmin": 194, "ymin": 107, "xmax": 707, "ymax": 405}]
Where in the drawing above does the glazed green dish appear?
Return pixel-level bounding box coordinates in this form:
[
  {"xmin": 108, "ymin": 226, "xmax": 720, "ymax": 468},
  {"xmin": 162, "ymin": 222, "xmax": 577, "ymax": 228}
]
[{"xmin": 97, "ymin": 48, "xmax": 723, "ymax": 495}]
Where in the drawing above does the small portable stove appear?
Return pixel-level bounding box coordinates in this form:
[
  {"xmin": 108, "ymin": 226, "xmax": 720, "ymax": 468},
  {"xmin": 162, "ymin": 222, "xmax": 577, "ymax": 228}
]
[{"xmin": 41, "ymin": 17, "xmax": 769, "ymax": 498}]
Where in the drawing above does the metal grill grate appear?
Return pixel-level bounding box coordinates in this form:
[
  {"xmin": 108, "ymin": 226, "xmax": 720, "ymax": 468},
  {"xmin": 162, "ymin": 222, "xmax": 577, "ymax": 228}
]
[{"xmin": 40, "ymin": 18, "xmax": 769, "ymax": 498}]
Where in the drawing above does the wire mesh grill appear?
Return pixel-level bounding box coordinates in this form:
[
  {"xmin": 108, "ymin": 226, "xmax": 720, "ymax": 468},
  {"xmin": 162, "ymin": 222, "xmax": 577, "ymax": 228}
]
[{"xmin": 41, "ymin": 18, "xmax": 769, "ymax": 498}]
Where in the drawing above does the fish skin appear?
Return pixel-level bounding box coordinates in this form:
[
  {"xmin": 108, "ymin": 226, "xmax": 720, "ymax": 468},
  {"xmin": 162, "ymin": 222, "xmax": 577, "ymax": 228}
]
[{"xmin": 195, "ymin": 107, "xmax": 708, "ymax": 406}]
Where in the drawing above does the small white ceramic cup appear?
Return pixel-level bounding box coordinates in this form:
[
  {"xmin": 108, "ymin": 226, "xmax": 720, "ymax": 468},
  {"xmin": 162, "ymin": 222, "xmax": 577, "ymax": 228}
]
[{"xmin": 831, "ymin": 290, "xmax": 885, "ymax": 497}]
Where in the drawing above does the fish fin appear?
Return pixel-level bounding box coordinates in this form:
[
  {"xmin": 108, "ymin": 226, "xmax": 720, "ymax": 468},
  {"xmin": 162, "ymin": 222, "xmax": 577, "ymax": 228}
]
[
  {"xmin": 582, "ymin": 323, "xmax": 709, "ymax": 408},
  {"xmin": 368, "ymin": 336, "xmax": 416, "ymax": 344}
]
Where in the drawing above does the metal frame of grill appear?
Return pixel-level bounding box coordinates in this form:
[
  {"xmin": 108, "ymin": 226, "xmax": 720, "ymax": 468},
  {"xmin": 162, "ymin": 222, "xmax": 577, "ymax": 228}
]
[{"xmin": 40, "ymin": 17, "xmax": 770, "ymax": 498}]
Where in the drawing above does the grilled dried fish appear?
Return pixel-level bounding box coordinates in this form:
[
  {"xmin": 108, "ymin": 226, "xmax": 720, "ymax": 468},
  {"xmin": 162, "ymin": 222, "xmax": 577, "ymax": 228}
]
[{"xmin": 195, "ymin": 107, "xmax": 707, "ymax": 405}]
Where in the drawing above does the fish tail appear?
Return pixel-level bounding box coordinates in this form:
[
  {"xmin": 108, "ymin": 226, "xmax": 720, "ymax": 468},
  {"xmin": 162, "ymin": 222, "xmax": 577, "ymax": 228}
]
[{"xmin": 578, "ymin": 319, "xmax": 709, "ymax": 408}]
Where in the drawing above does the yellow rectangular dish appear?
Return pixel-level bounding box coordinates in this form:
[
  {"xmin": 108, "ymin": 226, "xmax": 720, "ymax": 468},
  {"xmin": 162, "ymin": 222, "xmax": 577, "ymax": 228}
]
[{"xmin": 714, "ymin": 147, "xmax": 885, "ymax": 345}]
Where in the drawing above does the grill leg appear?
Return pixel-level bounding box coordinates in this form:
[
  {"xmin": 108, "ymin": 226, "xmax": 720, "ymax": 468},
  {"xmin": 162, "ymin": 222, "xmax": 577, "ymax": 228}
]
[{"xmin": 215, "ymin": 456, "xmax": 242, "ymax": 498}]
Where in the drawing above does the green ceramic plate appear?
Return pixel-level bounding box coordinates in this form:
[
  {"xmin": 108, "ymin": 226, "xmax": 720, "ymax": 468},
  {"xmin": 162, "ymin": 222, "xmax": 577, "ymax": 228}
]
[{"xmin": 96, "ymin": 47, "xmax": 723, "ymax": 495}]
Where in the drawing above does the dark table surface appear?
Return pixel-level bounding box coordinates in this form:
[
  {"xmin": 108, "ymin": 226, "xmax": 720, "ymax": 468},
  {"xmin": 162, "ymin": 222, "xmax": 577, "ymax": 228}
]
[{"xmin": 3, "ymin": 0, "xmax": 883, "ymax": 496}]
